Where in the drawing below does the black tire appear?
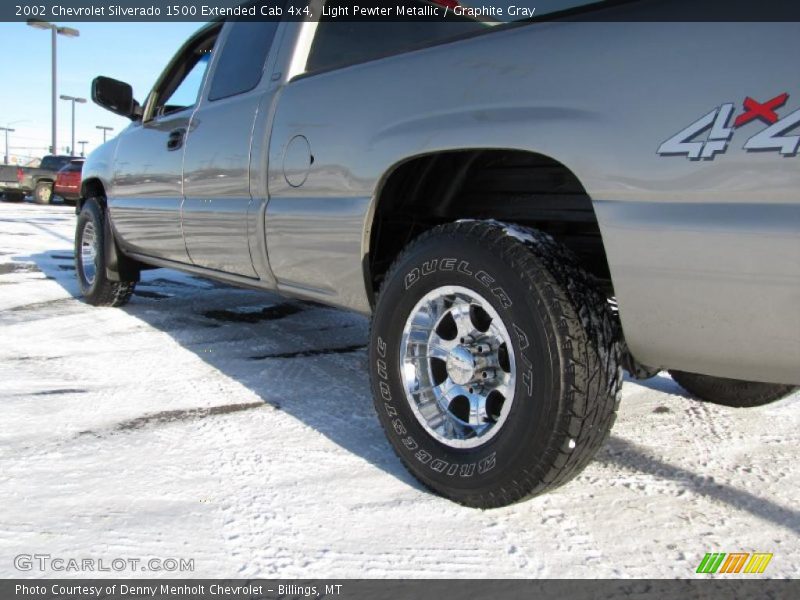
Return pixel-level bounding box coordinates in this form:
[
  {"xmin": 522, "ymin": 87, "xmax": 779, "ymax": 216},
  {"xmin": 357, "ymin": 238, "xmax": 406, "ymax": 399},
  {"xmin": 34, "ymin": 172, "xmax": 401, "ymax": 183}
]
[
  {"xmin": 369, "ymin": 221, "xmax": 622, "ymax": 508},
  {"xmin": 669, "ymin": 370, "xmax": 796, "ymax": 408},
  {"xmin": 2, "ymin": 192, "xmax": 24, "ymax": 202},
  {"xmin": 33, "ymin": 181, "xmax": 53, "ymax": 204},
  {"xmin": 75, "ymin": 198, "xmax": 135, "ymax": 307}
]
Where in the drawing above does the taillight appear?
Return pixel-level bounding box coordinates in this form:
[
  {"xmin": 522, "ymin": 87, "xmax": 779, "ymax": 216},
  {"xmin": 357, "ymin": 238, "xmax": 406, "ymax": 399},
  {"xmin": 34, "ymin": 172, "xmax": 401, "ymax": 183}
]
[
  {"xmin": 56, "ymin": 171, "xmax": 80, "ymax": 189},
  {"xmin": 16, "ymin": 167, "xmax": 23, "ymax": 183}
]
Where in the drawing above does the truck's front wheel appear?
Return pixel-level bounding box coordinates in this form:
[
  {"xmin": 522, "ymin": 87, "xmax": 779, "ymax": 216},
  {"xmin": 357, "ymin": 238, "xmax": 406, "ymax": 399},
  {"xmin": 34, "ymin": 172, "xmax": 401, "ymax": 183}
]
[
  {"xmin": 75, "ymin": 199, "xmax": 136, "ymax": 307},
  {"xmin": 369, "ymin": 221, "xmax": 622, "ymax": 508},
  {"xmin": 669, "ymin": 370, "xmax": 796, "ymax": 408}
]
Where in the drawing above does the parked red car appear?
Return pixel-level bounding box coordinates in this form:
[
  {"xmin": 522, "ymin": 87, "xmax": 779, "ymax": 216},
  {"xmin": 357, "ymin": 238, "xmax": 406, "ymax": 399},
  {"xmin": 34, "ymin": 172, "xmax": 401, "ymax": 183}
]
[{"xmin": 53, "ymin": 159, "xmax": 84, "ymax": 205}]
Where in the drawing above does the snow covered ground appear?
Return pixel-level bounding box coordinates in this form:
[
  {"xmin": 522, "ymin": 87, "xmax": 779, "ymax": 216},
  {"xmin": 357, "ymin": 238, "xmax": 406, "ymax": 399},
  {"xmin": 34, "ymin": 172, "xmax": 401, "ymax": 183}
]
[{"xmin": 0, "ymin": 201, "xmax": 798, "ymax": 579}]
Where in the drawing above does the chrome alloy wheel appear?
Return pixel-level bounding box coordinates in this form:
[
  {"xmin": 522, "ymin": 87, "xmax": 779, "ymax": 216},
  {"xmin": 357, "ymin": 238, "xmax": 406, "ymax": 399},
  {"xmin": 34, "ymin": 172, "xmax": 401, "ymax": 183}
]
[
  {"xmin": 80, "ymin": 221, "xmax": 98, "ymax": 286},
  {"xmin": 400, "ymin": 285, "xmax": 517, "ymax": 449}
]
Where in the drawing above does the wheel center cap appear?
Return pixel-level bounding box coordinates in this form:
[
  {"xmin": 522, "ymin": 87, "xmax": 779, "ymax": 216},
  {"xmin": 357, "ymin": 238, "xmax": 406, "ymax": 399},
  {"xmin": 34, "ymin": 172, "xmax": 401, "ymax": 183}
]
[{"xmin": 446, "ymin": 346, "xmax": 475, "ymax": 385}]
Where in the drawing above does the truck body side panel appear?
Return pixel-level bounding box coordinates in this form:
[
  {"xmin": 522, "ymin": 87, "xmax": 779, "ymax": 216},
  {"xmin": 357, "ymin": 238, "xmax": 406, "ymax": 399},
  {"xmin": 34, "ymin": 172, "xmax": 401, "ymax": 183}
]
[{"xmin": 266, "ymin": 21, "xmax": 800, "ymax": 384}]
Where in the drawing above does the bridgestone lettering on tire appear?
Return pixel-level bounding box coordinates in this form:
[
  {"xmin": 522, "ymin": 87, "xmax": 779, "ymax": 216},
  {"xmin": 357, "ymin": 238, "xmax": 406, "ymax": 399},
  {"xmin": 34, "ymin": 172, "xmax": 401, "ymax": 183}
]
[
  {"xmin": 75, "ymin": 198, "xmax": 136, "ymax": 307},
  {"xmin": 369, "ymin": 221, "xmax": 623, "ymax": 508}
]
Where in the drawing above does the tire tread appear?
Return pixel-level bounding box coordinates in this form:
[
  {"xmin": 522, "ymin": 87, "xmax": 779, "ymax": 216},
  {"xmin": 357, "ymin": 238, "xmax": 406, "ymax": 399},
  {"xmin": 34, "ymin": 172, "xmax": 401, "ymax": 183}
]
[
  {"xmin": 371, "ymin": 220, "xmax": 623, "ymax": 508},
  {"xmin": 76, "ymin": 198, "xmax": 136, "ymax": 307},
  {"xmin": 669, "ymin": 370, "xmax": 796, "ymax": 408}
]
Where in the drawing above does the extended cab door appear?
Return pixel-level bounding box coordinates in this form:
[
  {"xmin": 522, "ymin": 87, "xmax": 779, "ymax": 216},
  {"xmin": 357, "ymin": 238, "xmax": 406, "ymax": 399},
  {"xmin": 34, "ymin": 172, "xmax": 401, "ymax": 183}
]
[
  {"xmin": 181, "ymin": 20, "xmax": 282, "ymax": 278},
  {"xmin": 109, "ymin": 24, "xmax": 220, "ymax": 263}
]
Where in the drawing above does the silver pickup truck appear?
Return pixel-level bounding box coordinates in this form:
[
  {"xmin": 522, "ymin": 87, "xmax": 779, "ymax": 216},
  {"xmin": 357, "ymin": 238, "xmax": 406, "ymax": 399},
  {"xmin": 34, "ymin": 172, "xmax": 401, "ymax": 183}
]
[{"xmin": 76, "ymin": 1, "xmax": 799, "ymax": 507}]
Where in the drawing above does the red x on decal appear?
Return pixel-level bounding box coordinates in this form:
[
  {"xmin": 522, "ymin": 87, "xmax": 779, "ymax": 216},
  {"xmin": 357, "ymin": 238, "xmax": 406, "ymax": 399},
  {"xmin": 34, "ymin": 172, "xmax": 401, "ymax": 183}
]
[{"xmin": 734, "ymin": 93, "xmax": 789, "ymax": 128}]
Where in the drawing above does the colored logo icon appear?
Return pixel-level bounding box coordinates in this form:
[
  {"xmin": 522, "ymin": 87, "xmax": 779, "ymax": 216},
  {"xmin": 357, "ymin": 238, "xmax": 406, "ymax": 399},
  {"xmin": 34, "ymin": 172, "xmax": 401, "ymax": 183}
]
[{"xmin": 696, "ymin": 552, "xmax": 773, "ymax": 574}]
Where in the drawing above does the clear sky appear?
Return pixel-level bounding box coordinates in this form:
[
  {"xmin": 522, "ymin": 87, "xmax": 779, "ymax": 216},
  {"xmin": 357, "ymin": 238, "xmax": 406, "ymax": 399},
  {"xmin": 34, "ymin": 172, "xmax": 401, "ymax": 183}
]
[{"xmin": 0, "ymin": 21, "xmax": 203, "ymax": 162}]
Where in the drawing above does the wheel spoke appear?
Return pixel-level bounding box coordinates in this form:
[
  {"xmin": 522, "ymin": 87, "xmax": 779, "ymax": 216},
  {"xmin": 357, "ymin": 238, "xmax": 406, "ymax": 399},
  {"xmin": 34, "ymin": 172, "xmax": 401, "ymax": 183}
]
[
  {"xmin": 425, "ymin": 295, "xmax": 448, "ymax": 324},
  {"xmin": 429, "ymin": 331, "xmax": 457, "ymax": 354},
  {"xmin": 450, "ymin": 302, "xmax": 477, "ymax": 341},
  {"xmin": 488, "ymin": 375, "xmax": 514, "ymax": 399},
  {"xmin": 423, "ymin": 342, "xmax": 451, "ymax": 361},
  {"xmin": 467, "ymin": 390, "xmax": 489, "ymax": 427},
  {"xmin": 432, "ymin": 380, "xmax": 457, "ymax": 406}
]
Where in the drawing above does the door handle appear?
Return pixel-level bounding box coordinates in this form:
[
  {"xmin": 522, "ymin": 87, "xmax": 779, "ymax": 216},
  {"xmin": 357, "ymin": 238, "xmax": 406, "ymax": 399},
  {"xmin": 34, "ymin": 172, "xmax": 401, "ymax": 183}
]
[{"xmin": 167, "ymin": 128, "xmax": 186, "ymax": 151}]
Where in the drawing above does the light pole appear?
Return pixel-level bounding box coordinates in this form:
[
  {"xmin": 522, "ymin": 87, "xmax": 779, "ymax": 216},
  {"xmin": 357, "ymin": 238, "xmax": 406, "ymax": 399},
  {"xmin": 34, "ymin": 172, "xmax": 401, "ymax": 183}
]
[
  {"xmin": 78, "ymin": 141, "xmax": 88, "ymax": 157},
  {"xmin": 96, "ymin": 125, "xmax": 114, "ymax": 143},
  {"xmin": 26, "ymin": 20, "xmax": 80, "ymax": 155},
  {"xmin": 0, "ymin": 127, "xmax": 14, "ymax": 164},
  {"xmin": 1, "ymin": 119, "xmax": 31, "ymax": 164},
  {"xmin": 60, "ymin": 95, "xmax": 87, "ymax": 157}
]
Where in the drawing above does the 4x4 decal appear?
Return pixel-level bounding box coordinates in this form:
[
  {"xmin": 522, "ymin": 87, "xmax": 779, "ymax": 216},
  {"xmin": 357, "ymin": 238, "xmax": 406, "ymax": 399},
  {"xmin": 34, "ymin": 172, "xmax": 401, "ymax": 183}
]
[{"xmin": 657, "ymin": 93, "xmax": 800, "ymax": 159}]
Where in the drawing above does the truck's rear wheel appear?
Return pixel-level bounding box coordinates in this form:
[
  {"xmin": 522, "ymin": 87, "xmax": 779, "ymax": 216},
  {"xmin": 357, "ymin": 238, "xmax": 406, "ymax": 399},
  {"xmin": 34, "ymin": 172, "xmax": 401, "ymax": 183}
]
[
  {"xmin": 33, "ymin": 181, "xmax": 53, "ymax": 204},
  {"xmin": 369, "ymin": 221, "xmax": 622, "ymax": 508},
  {"xmin": 75, "ymin": 198, "xmax": 135, "ymax": 307},
  {"xmin": 669, "ymin": 370, "xmax": 796, "ymax": 407}
]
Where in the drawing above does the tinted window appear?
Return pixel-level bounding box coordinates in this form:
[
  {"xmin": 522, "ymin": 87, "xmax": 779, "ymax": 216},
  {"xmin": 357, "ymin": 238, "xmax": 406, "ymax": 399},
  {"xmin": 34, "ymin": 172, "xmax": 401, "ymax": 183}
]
[
  {"xmin": 305, "ymin": 1, "xmax": 614, "ymax": 74},
  {"xmin": 208, "ymin": 21, "xmax": 280, "ymax": 101},
  {"xmin": 40, "ymin": 156, "xmax": 71, "ymax": 170},
  {"xmin": 306, "ymin": 11, "xmax": 486, "ymax": 74}
]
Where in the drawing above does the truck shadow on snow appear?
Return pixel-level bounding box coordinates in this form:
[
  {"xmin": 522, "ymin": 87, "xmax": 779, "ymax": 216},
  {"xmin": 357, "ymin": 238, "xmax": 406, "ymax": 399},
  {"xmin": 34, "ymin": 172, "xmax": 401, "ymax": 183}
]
[
  {"xmin": 22, "ymin": 249, "xmax": 421, "ymax": 489},
  {"xmin": 20, "ymin": 250, "xmax": 800, "ymax": 526}
]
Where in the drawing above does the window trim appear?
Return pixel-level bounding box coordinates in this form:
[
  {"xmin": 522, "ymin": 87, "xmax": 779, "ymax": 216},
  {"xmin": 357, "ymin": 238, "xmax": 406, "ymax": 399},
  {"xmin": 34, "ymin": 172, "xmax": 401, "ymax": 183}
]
[{"xmin": 142, "ymin": 22, "xmax": 222, "ymax": 123}]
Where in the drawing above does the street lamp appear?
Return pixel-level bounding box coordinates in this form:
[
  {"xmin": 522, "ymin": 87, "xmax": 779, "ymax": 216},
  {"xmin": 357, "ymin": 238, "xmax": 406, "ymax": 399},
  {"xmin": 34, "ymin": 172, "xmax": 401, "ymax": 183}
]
[
  {"xmin": 96, "ymin": 125, "xmax": 114, "ymax": 143},
  {"xmin": 1, "ymin": 119, "xmax": 32, "ymax": 164},
  {"xmin": 26, "ymin": 20, "xmax": 80, "ymax": 155},
  {"xmin": 78, "ymin": 141, "xmax": 88, "ymax": 157},
  {"xmin": 0, "ymin": 127, "xmax": 15, "ymax": 164},
  {"xmin": 60, "ymin": 95, "xmax": 87, "ymax": 157}
]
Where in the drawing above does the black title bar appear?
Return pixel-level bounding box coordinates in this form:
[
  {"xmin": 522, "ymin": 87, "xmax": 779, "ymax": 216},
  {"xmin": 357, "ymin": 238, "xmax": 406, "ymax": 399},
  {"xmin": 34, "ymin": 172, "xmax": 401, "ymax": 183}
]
[
  {"xmin": 3, "ymin": 579, "xmax": 800, "ymax": 600},
  {"xmin": 3, "ymin": 0, "xmax": 800, "ymax": 22}
]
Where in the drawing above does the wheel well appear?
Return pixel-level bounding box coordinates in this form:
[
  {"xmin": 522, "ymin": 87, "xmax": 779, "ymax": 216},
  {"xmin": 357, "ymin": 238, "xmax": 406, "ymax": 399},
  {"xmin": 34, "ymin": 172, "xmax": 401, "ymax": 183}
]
[
  {"xmin": 76, "ymin": 180, "xmax": 146, "ymax": 280},
  {"xmin": 367, "ymin": 149, "xmax": 613, "ymax": 304},
  {"xmin": 79, "ymin": 178, "xmax": 106, "ymax": 210}
]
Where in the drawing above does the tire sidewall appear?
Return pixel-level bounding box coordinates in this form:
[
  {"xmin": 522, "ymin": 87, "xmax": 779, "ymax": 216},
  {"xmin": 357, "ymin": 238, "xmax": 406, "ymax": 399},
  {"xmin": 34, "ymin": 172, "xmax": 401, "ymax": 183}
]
[
  {"xmin": 34, "ymin": 182, "xmax": 52, "ymax": 205},
  {"xmin": 370, "ymin": 232, "xmax": 565, "ymax": 499},
  {"xmin": 75, "ymin": 201, "xmax": 104, "ymax": 299}
]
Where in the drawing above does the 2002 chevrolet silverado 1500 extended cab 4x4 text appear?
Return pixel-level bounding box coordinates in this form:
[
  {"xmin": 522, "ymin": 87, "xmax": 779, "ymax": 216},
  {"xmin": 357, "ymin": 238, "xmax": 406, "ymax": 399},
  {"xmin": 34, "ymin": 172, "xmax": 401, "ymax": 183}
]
[{"xmin": 74, "ymin": 0, "xmax": 799, "ymax": 507}]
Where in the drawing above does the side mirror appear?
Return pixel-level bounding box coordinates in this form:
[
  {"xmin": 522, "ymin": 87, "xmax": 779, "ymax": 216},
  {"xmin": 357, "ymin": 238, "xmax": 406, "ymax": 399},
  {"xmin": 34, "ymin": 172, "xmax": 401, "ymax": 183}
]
[{"xmin": 92, "ymin": 76, "xmax": 141, "ymax": 120}]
